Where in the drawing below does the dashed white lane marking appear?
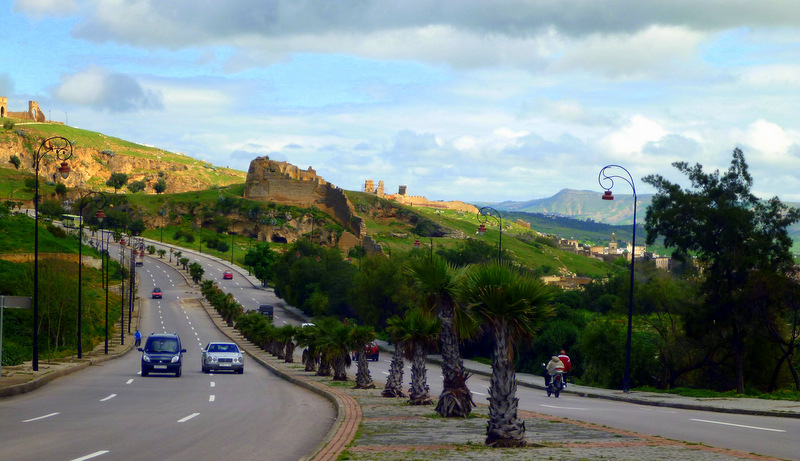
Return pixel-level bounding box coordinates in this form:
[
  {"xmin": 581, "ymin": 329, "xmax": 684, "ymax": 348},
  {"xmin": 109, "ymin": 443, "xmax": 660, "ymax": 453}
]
[
  {"xmin": 126, "ymin": 379, "xmax": 134, "ymax": 384},
  {"xmin": 540, "ymin": 404, "xmax": 588, "ymax": 410},
  {"xmin": 177, "ymin": 413, "xmax": 200, "ymax": 423},
  {"xmin": 690, "ymin": 419, "xmax": 786, "ymax": 432},
  {"xmin": 471, "ymin": 391, "xmax": 486, "ymax": 396},
  {"xmin": 23, "ymin": 412, "xmax": 60, "ymax": 422},
  {"xmin": 100, "ymin": 394, "xmax": 117, "ymax": 402},
  {"xmin": 381, "ymin": 371, "xmax": 389, "ymax": 375},
  {"xmin": 209, "ymin": 395, "xmax": 215, "ymax": 402},
  {"xmin": 210, "ymin": 382, "xmax": 216, "ymax": 387},
  {"xmin": 70, "ymin": 450, "xmax": 109, "ymax": 461}
]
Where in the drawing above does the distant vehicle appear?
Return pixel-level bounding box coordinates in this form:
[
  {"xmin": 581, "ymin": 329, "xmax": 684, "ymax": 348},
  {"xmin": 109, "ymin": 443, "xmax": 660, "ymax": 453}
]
[
  {"xmin": 301, "ymin": 322, "xmax": 315, "ymax": 329},
  {"xmin": 139, "ymin": 333, "xmax": 186, "ymax": 377},
  {"xmin": 60, "ymin": 214, "xmax": 83, "ymax": 228},
  {"xmin": 258, "ymin": 304, "xmax": 274, "ymax": 319},
  {"xmin": 223, "ymin": 270, "xmax": 233, "ymax": 280},
  {"xmin": 152, "ymin": 287, "xmax": 162, "ymax": 299},
  {"xmin": 135, "ymin": 259, "xmax": 144, "ymax": 267},
  {"xmin": 201, "ymin": 342, "xmax": 244, "ymax": 374},
  {"xmin": 353, "ymin": 340, "xmax": 380, "ymax": 362}
]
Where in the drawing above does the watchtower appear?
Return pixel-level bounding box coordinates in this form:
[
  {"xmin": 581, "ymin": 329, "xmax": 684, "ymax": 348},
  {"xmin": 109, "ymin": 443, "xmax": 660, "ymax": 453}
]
[{"xmin": 0, "ymin": 96, "xmax": 7, "ymax": 118}]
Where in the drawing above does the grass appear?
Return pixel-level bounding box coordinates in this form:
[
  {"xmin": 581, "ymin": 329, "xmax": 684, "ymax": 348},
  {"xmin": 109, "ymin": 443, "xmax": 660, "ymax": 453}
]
[{"xmin": 635, "ymin": 385, "xmax": 800, "ymax": 401}]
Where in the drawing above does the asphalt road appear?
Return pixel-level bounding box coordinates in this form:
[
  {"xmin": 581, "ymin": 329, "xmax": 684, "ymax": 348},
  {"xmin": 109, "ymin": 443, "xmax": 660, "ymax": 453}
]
[{"xmin": 0, "ymin": 240, "xmax": 335, "ymax": 461}]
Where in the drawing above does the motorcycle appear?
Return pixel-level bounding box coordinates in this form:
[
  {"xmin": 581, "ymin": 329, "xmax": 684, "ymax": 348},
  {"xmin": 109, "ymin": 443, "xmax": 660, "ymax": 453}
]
[{"xmin": 542, "ymin": 364, "xmax": 565, "ymax": 398}]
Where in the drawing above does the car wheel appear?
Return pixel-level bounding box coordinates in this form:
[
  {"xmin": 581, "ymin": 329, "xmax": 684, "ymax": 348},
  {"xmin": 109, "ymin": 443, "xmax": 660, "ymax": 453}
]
[
  {"xmin": 237, "ymin": 368, "xmax": 244, "ymax": 374},
  {"xmin": 142, "ymin": 368, "xmax": 149, "ymax": 377},
  {"xmin": 202, "ymin": 365, "xmax": 208, "ymax": 373},
  {"xmin": 175, "ymin": 367, "xmax": 182, "ymax": 378}
]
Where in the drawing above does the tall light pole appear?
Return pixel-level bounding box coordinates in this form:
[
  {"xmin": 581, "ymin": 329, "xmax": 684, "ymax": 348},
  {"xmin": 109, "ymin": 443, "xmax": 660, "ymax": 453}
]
[
  {"xmin": 598, "ymin": 164, "xmax": 637, "ymax": 393},
  {"xmin": 32, "ymin": 136, "xmax": 72, "ymax": 370},
  {"xmin": 77, "ymin": 191, "xmax": 106, "ymax": 358},
  {"xmin": 230, "ymin": 232, "xmax": 235, "ymax": 264},
  {"xmin": 477, "ymin": 206, "xmax": 503, "ymax": 262},
  {"xmin": 103, "ymin": 226, "xmax": 112, "ymax": 354}
]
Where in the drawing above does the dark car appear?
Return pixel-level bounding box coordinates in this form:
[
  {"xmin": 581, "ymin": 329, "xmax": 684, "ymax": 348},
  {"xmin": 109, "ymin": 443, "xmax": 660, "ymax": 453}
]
[
  {"xmin": 139, "ymin": 333, "xmax": 186, "ymax": 377},
  {"xmin": 152, "ymin": 287, "xmax": 162, "ymax": 299},
  {"xmin": 353, "ymin": 340, "xmax": 380, "ymax": 361},
  {"xmin": 223, "ymin": 270, "xmax": 233, "ymax": 279},
  {"xmin": 258, "ymin": 304, "xmax": 274, "ymax": 319}
]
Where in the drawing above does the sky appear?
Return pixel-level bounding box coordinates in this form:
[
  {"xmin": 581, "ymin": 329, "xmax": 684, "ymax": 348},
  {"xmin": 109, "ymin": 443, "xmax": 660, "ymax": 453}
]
[{"xmin": 3, "ymin": 0, "xmax": 800, "ymax": 203}]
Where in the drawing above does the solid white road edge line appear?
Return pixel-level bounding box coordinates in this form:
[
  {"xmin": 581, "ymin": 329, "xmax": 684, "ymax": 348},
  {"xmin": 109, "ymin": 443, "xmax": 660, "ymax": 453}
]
[
  {"xmin": 690, "ymin": 418, "xmax": 786, "ymax": 432},
  {"xmin": 99, "ymin": 394, "xmax": 117, "ymax": 402}
]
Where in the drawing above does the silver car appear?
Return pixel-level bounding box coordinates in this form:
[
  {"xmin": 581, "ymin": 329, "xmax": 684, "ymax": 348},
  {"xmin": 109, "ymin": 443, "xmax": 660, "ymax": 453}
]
[{"xmin": 201, "ymin": 342, "xmax": 244, "ymax": 374}]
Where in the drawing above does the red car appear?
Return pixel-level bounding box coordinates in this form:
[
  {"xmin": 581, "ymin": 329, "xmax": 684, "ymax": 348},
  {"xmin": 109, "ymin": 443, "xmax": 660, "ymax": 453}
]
[
  {"xmin": 223, "ymin": 271, "xmax": 233, "ymax": 280},
  {"xmin": 352, "ymin": 341, "xmax": 379, "ymax": 361}
]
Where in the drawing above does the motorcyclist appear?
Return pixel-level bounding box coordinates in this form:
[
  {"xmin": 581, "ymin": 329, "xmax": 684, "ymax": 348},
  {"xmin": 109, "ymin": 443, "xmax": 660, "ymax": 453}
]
[
  {"xmin": 558, "ymin": 349, "xmax": 572, "ymax": 387},
  {"xmin": 134, "ymin": 329, "xmax": 142, "ymax": 347},
  {"xmin": 546, "ymin": 355, "xmax": 565, "ymax": 387}
]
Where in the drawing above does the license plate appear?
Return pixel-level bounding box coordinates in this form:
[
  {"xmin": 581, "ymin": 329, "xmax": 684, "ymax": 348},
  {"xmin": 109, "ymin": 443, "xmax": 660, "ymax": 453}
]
[
  {"xmin": 220, "ymin": 363, "xmax": 230, "ymax": 367},
  {"xmin": 154, "ymin": 365, "xmax": 167, "ymax": 369}
]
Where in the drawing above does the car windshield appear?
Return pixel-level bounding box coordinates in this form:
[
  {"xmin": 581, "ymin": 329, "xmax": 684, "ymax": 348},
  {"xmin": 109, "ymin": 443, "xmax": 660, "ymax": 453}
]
[
  {"xmin": 146, "ymin": 338, "xmax": 178, "ymax": 353},
  {"xmin": 153, "ymin": 288, "xmax": 161, "ymax": 292},
  {"xmin": 208, "ymin": 344, "xmax": 238, "ymax": 353}
]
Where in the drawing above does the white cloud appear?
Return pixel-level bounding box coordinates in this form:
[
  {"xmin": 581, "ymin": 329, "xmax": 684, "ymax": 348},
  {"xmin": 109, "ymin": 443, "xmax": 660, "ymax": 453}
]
[
  {"xmin": 54, "ymin": 67, "xmax": 163, "ymax": 112},
  {"xmin": 604, "ymin": 115, "xmax": 669, "ymax": 156},
  {"xmin": 741, "ymin": 120, "xmax": 797, "ymax": 160},
  {"xmin": 14, "ymin": 0, "xmax": 77, "ymax": 16}
]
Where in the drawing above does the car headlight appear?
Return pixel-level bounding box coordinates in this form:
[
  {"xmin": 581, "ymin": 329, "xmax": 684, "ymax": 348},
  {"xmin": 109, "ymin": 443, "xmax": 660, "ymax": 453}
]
[
  {"xmin": 171, "ymin": 355, "xmax": 181, "ymax": 363},
  {"xmin": 206, "ymin": 355, "xmax": 218, "ymax": 363},
  {"xmin": 234, "ymin": 355, "xmax": 244, "ymax": 364},
  {"xmin": 142, "ymin": 353, "xmax": 151, "ymax": 362}
]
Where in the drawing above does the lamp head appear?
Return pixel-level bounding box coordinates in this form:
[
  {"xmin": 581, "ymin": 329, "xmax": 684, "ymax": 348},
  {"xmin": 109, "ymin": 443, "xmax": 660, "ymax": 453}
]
[
  {"xmin": 477, "ymin": 223, "xmax": 487, "ymax": 235},
  {"xmin": 96, "ymin": 209, "xmax": 106, "ymax": 223},
  {"xmin": 58, "ymin": 161, "xmax": 71, "ymax": 179},
  {"xmin": 602, "ymin": 190, "xmax": 614, "ymax": 200}
]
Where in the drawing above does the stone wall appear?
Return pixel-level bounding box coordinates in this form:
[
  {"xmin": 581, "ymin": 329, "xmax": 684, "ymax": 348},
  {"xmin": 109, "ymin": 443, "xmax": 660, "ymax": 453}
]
[
  {"xmin": 0, "ymin": 96, "xmax": 6, "ymax": 118},
  {"xmin": 4, "ymin": 100, "xmax": 46, "ymax": 122},
  {"xmin": 244, "ymin": 156, "xmax": 365, "ymax": 238},
  {"xmin": 393, "ymin": 194, "xmax": 478, "ymax": 213}
]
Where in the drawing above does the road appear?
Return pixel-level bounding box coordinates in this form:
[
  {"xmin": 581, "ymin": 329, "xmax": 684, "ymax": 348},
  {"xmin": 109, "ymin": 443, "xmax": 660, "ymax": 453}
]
[{"xmin": 0, "ymin": 237, "xmax": 335, "ymax": 461}]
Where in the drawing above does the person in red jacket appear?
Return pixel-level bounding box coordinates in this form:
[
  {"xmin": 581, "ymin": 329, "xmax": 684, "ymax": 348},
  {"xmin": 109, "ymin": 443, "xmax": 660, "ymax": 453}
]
[{"xmin": 558, "ymin": 349, "xmax": 572, "ymax": 387}]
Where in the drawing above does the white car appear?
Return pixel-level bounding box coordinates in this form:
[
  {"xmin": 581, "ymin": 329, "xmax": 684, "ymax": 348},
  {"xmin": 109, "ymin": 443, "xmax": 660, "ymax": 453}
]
[{"xmin": 201, "ymin": 342, "xmax": 244, "ymax": 374}]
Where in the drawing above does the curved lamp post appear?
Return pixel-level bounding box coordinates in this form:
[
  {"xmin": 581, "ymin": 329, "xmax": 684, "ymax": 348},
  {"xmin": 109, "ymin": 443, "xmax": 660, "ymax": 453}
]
[
  {"xmin": 477, "ymin": 206, "xmax": 503, "ymax": 262},
  {"xmin": 103, "ymin": 225, "xmax": 113, "ymax": 354},
  {"xmin": 32, "ymin": 136, "xmax": 73, "ymax": 370},
  {"xmin": 598, "ymin": 164, "xmax": 637, "ymax": 393},
  {"xmin": 77, "ymin": 191, "xmax": 106, "ymax": 358}
]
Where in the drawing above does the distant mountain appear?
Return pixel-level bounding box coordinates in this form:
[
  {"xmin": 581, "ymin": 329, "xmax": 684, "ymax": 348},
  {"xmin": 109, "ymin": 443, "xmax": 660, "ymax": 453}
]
[{"xmin": 494, "ymin": 188, "xmax": 652, "ymax": 226}]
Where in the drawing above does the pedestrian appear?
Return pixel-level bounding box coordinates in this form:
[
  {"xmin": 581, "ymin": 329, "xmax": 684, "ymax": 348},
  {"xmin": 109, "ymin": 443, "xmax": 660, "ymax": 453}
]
[{"xmin": 558, "ymin": 349, "xmax": 572, "ymax": 387}]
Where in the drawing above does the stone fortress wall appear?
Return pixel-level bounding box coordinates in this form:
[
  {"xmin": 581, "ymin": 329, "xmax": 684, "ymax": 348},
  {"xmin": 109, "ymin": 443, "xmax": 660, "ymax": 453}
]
[
  {"xmin": 244, "ymin": 156, "xmax": 366, "ymax": 239},
  {"xmin": 364, "ymin": 179, "xmax": 478, "ymax": 214},
  {"xmin": 1, "ymin": 98, "xmax": 46, "ymax": 122}
]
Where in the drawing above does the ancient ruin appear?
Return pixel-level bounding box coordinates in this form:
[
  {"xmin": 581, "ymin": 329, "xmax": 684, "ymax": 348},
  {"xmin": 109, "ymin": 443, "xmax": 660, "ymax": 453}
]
[
  {"xmin": 0, "ymin": 98, "xmax": 46, "ymax": 122},
  {"xmin": 244, "ymin": 156, "xmax": 366, "ymax": 239},
  {"xmin": 363, "ymin": 179, "xmax": 478, "ymax": 213}
]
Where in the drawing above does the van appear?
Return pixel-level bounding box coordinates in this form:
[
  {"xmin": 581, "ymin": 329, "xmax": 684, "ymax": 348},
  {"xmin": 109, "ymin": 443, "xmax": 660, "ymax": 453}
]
[{"xmin": 258, "ymin": 304, "xmax": 274, "ymax": 319}]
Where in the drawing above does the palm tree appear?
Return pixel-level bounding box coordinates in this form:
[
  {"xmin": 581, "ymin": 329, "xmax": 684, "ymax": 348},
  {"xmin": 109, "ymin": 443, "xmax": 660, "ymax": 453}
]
[
  {"xmin": 383, "ymin": 315, "xmax": 407, "ymax": 398},
  {"xmin": 407, "ymin": 254, "xmax": 474, "ymax": 416},
  {"xmin": 275, "ymin": 324, "xmax": 298, "ymax": 363},
  {"xmin": 389, "ymin": 307, "xmax": 440, "ymax": 405},
  {"xmin": 462, "ymin": 262, "xmax": 554, "ymax": 448},
  {"xmin": 351, "ymin": 325, "xmax": 377, "ymax": 389},
  {"xmin": 295, "ymin": 324, "xmax": 319, "ymax": 372},
  {"xmin": 315, "ymin": 318, "xmax": 352, "ymax": 380}
]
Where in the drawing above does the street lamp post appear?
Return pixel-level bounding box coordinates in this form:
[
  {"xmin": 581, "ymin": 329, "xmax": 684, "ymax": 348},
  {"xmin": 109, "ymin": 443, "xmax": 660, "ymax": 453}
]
[
  {"xmin": 230, "ymin": 232, "xmax": 235, "ymax": 264},
  {"xmin": 103, "ymin": 226, "xmax": 112, "ymax": 354},
  {"xmin": 598, "ymin": 164, "xmax": 637, "ymax": 393},
  {"xmin": 32, "ymin": 136, "xmax": 73, "ymax": 370},
  {"xmin": 77, "ymin": 192, "xmax": 106, "ymax": 358},
  {"xmin": 476, "ymin": 206, "xmax": 503, "ymax": 262}
]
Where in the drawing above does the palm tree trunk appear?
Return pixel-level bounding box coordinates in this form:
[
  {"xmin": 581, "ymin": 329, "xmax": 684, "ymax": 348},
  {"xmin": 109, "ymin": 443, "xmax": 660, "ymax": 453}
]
[
  {"xmin": 485, "ymin": 320, "xmax": 526, "ymax": 447},
  {"xmin": 436, "ymin": 298, "xmax": 474, "ymax": 417},
  {"xmin": 284, "ymin": 341, "xmax": 295, "ymax": 363},
  {"xmin": 409, "ymin": 342, "xmax": 433, "ymax": 405},
  {"xmin": 382, "ymin": 343, "xmax": 405, "ymax": 398},
  {"xmin": 355, "ymin": 351, "xmax": 375, "ymax": 389},
  {"xmin": 333, "ymin": 355, "xmax": 348, "ymax": 381},
  {"xmin": 316, "ymin": 358, "xmax": 331, "ymax": 376}
]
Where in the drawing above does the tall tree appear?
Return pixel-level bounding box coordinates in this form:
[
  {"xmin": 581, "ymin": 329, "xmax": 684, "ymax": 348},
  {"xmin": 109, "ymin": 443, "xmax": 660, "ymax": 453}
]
[
  {"xmin": 643, "ymin": 148, "xmax": 800, "ymax": 393},
  {"xmin": 462, "ymin": 262, "xmax": 554, "ymax": 448},
  {"xmin": 351, "ymin": 324, "xmax": 377, "ymax": 389},
  {"xmin": 407, "ymin": 254, "xmax": 474, "ymax": 417},
  {"xmin": 388, "ymin": 307, "xmax": 440, "ymax": 405},
  {"xmin": 106, "ymin": 173, "xmax": 128, "ymax": 193}
]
